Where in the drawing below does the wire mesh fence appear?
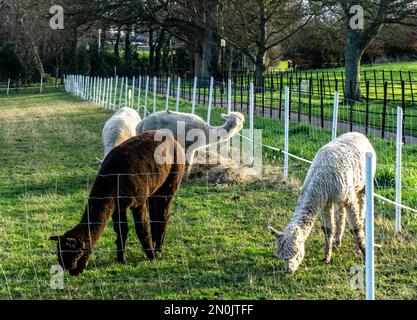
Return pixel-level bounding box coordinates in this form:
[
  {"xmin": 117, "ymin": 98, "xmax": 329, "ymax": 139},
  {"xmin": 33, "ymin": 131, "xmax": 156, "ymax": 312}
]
[
  {"xmin": 0, "ymin": 73, "xmax": 416, "ymax": 299},
  {"xmin": 0, "ymin": 77, "xmax": 64, "ymax": 96}
]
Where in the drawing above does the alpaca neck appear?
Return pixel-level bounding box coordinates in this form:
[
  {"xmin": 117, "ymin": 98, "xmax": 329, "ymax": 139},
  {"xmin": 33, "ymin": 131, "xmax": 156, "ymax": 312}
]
[
  {"xmin": 68, "ymin": 199, "xmax": 115, "ymax": 248},
  {"xmin": 207, "ymin": 120, "xmax": 238, "ymax": 144},
  {"xmin": 290, "ymin": 183, "xmax": 328, "ymax": 240}
]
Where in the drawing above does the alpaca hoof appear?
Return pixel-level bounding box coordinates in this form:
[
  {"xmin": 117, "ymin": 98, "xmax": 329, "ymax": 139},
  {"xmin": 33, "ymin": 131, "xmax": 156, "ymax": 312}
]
[
  {"xmin": 146, "ymin": 250, "xmax": 156, "ymax": 261},
  {"xmin": 116, "ymin": 257, "xmax": 126, "ymax": 264},
  {"xmin": 322, "ymin": 258, "xmax": 330, "ymax": 264},
  {"xmin": 154, "ymin": 245, "xmax": 164, "ymax": 254}
]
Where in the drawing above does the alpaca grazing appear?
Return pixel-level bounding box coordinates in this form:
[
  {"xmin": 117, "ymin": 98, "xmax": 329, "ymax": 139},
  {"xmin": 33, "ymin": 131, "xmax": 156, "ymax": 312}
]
[
  {"xmin": 269, "ymin": 132, "xmax": 376, "ymax": 274},
  {"xmin": 136, "ymin": 110, "xmax": 245, "ymax": 169},
  {"xmin": 50, "ymin": 131, "xmax": 185, "ymax": 275},
  {"xmin": 98, "ymin": 107, "xmax": 142, "ymax": 162}
]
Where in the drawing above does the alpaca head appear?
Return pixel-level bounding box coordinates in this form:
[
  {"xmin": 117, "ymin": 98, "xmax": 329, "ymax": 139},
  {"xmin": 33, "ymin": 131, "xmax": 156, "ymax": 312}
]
[
  {"xmin": 221, "ymin": 112, "xmax": 245, "ymax": 133},
  {"xmin": 50, "ymin": 235, "xmax": 92, "ymax": 276},
  {"xmin": 268, "ymin": 225, "xmax": 305, "ymax": 274}
]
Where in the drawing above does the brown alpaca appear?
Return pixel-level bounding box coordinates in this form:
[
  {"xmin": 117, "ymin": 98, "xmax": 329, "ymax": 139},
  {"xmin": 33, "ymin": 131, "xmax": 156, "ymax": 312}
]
[{"xmin": 50, "ymin": 131, "xmax": 185, "ymax": 276}]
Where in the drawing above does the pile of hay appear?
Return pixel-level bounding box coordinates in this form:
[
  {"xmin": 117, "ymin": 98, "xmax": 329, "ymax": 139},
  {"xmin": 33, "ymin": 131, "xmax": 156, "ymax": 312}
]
[{"xmin": 187, "ymin": 148, "xmax": 298, "ymax": 186}]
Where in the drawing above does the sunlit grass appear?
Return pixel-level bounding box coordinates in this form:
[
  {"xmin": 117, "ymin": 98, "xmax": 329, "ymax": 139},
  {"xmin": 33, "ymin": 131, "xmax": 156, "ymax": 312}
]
[{"xmin": 0, "ymin": 90, "xmax": 416, "ymax": 300}]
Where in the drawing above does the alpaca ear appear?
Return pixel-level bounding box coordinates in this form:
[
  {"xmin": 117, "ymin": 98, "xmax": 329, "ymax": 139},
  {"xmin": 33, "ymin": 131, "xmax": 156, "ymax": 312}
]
[
  {"xmin": 221, "ymin": 113, "xmax": 229, "ymax": 120},
  {"xmin": 268, "ymin": 226, "xmax": 283, "ymax": 238},
  {"xmin": 50, "ymin": 236, "xmax": 60, "ymax": 241}
]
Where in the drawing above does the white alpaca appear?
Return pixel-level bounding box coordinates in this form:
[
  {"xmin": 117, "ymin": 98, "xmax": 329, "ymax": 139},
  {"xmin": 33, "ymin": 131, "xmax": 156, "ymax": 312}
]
[
  {"xmin": 269, "ymin": 132, "xmax": 376, "ymax": 274},
  {"xmin": 136, "ymin": 110, "xmax": 245, "ymax": 170},
  {"xmin": 98, "ymin": 107, "xmax": 142, "ymax": 163}
]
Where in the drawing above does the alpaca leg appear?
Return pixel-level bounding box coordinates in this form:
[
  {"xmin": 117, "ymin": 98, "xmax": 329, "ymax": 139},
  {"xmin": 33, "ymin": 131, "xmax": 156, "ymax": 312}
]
[
  {"xmin": 346, "ymin": 191, "xmax": 366, "ymax": 257},
  {"xmin": 185, "ymin": 149, "xmax": 196, "ymax": 179},
  {"xmin": 149, "ymin": 170, "xmax": 182, "ymax": 253},
  {"xmin": 334, "ymin": 203, "xmax": 347, "ymax": 248},
  {"xmin": 132, "ymin": 202, "xmax": 155, "ymax": 260},
  {"xmin": 148, "ymin": 195, "xmax": 173, "ymax": 254},
  {"xmin": 321, "ymin": 203, "xmax": 335, "ymax": 263},
  {"xmin": 112, "ymin": 208, "xmax": 129, "ymax": 263}
]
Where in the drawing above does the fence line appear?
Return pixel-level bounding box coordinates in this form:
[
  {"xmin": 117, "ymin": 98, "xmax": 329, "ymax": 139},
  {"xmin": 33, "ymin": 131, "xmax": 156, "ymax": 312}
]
[
  {"xmin": 64, "ymin": 72, "xmax": 417, "ymax": 238},
  {"xmin": 0, "ymin": 74, "xmax": 415, "ymax": 299},
  {"xmin": 64, "ymin": 73, "xmax": 416, "ymax": 216}
]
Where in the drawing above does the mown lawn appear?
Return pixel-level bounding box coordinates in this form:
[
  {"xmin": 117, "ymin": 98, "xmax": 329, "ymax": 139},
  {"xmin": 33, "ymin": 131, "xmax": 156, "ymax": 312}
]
[{"xmin": 0, "ymin": 90, "xmax": 416, "ymax": 300}]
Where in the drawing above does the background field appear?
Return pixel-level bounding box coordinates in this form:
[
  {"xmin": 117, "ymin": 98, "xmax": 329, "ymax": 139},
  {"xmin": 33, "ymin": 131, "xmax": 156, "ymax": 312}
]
[{"xmin": 0, "ymin": 90, "xmax": 416, "ymax": 299}]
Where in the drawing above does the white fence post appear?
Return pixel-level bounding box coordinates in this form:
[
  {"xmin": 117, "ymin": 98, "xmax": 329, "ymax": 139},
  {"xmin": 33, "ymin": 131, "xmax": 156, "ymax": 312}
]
[
  {"xmin": 86, "ymin": 76, "xmax": 89, "ymax": 99},
  {"xmin": 227, "ymin": 78, "xmax": 232, "ymax": 114},
  {"xmin": 283, "ymin": 86, "xmax": 290, "ymax": 180},
  {"xmin": 395, "ymin": 106, "xmax": 403, "ymax": 233},
  {"xmin": 125, "ymin": 77, "xmax": 128, "ymax": 107},
  {"xmin": 96, "ymin": 77, "xmax": 99, "ymax": 103},
  {"xmin": 191, "ymin": 76, "xmax": 197, "ymax": 114},
  {"xmin": 93, "ymin": 77, "xmax": 97, "ymax": 102},
  {"xmin": 332, "ymin": 91, "xmax": 339, "ymax": 141},
  {"xmin": 113, "ymin": 76, "xmax": 118, "ymax": 109},
  {"xmin": 103, "ymin": 78, "xmax": 107, "ymax": 106},
  {"xmin": 80, "ymin": 76, "xmax": 84, "ymax": 99},
  {"xmin": 176, "ymin": 77, "xmax": 181, "ymax": 112},
  {"xmin": 153, "ymin": 76, "xmax": 157, "ymax": 113},
  {"xmin": 249, "ymin": 81, "xmax": 254, "ymax": 163},
  {"xmin": 95, "ymin": 77, "xmax": 99, "ymax": 103},
  {"xmin": 98, "ymin": 77, "xmax": 102, "ymax": 105},
  {"xmin": 109, "ymin": 77, "xmax": 113, "ymax": 107},
  {"xmin": 207, "ymin": 77, "xmax": 214, "ymax": 124},
  {"xmin": 106, "ymin": 78, "xmax": 110, "ymax": 107},
  {"xmin": 40, "ymin": 74, "xmax": 43, "ymax": 94},
  {"xmin": 165, "ymin": 77, "xmax": 171, "ymax": 111},
  {"xmin": 118, "ymin": 77, "xmax": 124, "ymax": 109},
  {"xmin": 144, "ymin": 76, "xmax": 149, "ymax": 117},
  {"xmin": 137, "ymin": 76, "xmax": 142, "ymax": 113},
  {"xmin": 365, "ymin": 152, "xmax": 375, "ymax": 301},
  {"xmin": 99, "ymin": 77, "xmax": 102, "ymax": 103},
  {"xmin": 82, "ymin": 76, "xmax": 85, "ymax": 98},
  {"xmin": 132, "ymin": 76, "xmax": 135, "ymax": 108},
  {"xmin": 103, "ymin": 78, "xmax": 107, "ymax": 107},
  {"xmin": 6, "ymin": 78, "xmax": 10, "ymax": 95}
]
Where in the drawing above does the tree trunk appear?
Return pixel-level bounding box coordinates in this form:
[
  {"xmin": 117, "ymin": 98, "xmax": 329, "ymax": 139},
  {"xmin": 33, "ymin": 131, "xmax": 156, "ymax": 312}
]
[
  {"xmin": 228, "ymin": 47, "xmax": 233, "ymax": 80},
  {"xmin": 255, "ymin": 0, "xmax": 266, "ymax": 88},
  {"xmin": 114, "ymin": 26, "xmax": 121, "ymax": 58},
  {"xmin": 344, "ymin": 27, "xmax": 364, "ymax": 101},
  {"xmin": 201, "ymin": 31, "xmax": 216, "ymax": 79},
  {"xmin": 162, "ymin": 38, "xmax": 170, "ymax": 73},
  {"xmin": 194, "ymin": 46, "xmax": 203, "ymax": 78},
  {"xmin": 149, "ymin": 29, "xmax": 155, "ymax": 74},
  {"xmin": 154, "ymin": 30, "xmax": 166, "ymax": 75},
  {"xmin": 255, "ymin": 52, "xmax": 265, "ymax": 89},
  {"xmin": 124, "ymin": 26, "xmax": 131, "ymax": 62}
]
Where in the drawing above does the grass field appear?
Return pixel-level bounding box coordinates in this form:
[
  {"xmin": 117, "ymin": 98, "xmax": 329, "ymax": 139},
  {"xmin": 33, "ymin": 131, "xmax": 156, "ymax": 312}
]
[
  {"xmin": 144, "ymin": 61, "xmax": 417, "ymax": 136},
  {"xmin": 242, "ymin": 60, "xmax": 417, "ymax": 104},
  {"xmin": 0, "ymin": 90, "xmax": 416, "ymax": 300}
]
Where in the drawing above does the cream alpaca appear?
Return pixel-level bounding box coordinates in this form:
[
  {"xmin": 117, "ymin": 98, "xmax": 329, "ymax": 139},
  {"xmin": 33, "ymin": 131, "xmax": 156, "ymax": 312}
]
[
  {"xmin": 269, "ymin": 132, "xmax": 376, "ymax": 274},
  {"xmin": 98, "ymin": 107, "xmax": 141, "ymax": 162},
  {"xmin": 136, "ymin": 110, "xmax": 245, "ymax": 169}
]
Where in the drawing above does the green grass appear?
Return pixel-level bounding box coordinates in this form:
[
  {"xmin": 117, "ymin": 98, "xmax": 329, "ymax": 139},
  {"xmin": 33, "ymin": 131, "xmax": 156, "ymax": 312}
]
[{"xmin": 0, "ymin": 90, "xmax": 416, "ymax": 300}]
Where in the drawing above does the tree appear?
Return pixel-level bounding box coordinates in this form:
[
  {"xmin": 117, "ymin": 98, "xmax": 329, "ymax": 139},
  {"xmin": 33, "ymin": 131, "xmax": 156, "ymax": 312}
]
[
  {"xmin": 1, "ymin": 0, "xmax": 46, "ymax": 79},
  {"xmin": 221, "ymin": 0, "xmax": 315, "ymax": 86},
  {"xmin": 319, "ymin": 0, "xmax": 417, "ymax": 100},
  {"xmin": 282, "ymin": 16, "xmax": 344, "ymax": 69}
]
